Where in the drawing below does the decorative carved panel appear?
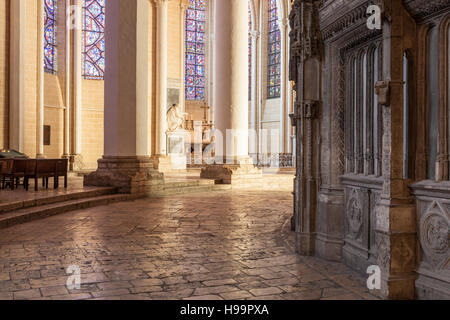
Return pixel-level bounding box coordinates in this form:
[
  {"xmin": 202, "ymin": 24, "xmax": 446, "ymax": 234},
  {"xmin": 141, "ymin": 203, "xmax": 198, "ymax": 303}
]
[
  {"xmin": 419, "ymin": 201, "xmax": 450, "ymax": 271},
  {"xmin": 347, "ymin": 189, "xmax": 364, "ymax": 242}
]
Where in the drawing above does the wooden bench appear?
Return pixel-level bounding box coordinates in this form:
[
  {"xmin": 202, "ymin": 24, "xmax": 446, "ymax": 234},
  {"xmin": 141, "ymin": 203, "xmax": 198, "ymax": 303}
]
[{"xmin": 24, "ymin": 159, "xmax": 69, "ymax": 191}]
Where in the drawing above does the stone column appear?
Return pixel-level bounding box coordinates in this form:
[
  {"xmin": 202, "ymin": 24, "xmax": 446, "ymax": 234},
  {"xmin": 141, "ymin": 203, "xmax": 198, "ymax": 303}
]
[
  {"xmin": 84, "ymin": 0, "xmax": 163, "ymax": 194},
  {"xmin": 200, "ymin": 0, "xmax": 260, "ymax": 185},
  {"xmin": 249, "ymin": 30, "xmax": 260, "ymax": 159},
  {"xmin": 374, "ymin": 0, "xmax": 416, "ymax": 299},
  {"xmin": 289, "ymin": 0, "xmax": 322, "ymax": 256},
  {"xmin": 72, "ymin": 0, "xmax": 83, "ymax": 169},
  {"xmin": 63, "ymin": 0, "xmax": 71, "ymax": 158},
  {"xmin": 180, "ymin": 0, "xmax": 190, "ymax": 114},
  {"xmin": 152, "ymin": 0, "xmax": 172, "ymax": 171},
  {"xmin": 9, "ymin": 0, "xmax": 26, "ymax": 152},
  {"xmin": 278, "ymin": 17, "xmax": 289, "ymax": 157},
  {"xmin": 36, "ymin": 0, "xmax": 45, "ymax": 158}
]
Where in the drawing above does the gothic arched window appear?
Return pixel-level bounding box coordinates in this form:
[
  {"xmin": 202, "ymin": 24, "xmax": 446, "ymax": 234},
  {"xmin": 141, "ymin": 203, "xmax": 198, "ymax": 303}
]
[
  {"xmin": 185, "ymin": 0, "xmax": 207, "ymax": 101},
  {"xmin": 268, "ymin": 0, "xmax": 281, "ymax": 99},
  {"xmin": 44, "ymin": 0, "xmax": 57, "ymax": 74},
  {"xmin": 83, "ymin": 0, "xmax": 105, "ymax": 80}
]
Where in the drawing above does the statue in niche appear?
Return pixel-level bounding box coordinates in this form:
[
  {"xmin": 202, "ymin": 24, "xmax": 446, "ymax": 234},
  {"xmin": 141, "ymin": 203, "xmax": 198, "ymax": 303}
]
[{"xmin": 167, "ymin": 104, "xmax": 186, "ymax": 133}]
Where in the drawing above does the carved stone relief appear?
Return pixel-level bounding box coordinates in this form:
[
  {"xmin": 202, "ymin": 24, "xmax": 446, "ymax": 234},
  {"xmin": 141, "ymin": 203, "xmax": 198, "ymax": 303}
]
[
  {"xmin": 420, "ymin": 201, "xmax": 450, "ymax": 271},
  {"xmin": 376, "ymin": 234, "xmax": 390, "ymax": 271},
  {"xmin": 347, "ymin": 189, "xmax": 363, "ymax": 242}
]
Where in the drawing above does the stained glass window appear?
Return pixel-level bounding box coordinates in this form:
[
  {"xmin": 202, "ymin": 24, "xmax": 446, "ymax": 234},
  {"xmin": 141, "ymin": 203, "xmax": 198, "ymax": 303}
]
[
  {"xmin": 268, "ymin": 0, "xmax": 281, "ymax": 99},
  {"xmin": 44, "ymin": 0, "xmax": 57, "ymax": 74},
  {"xmin": 248, "ymin": 1, "xmax": 252, "ymax": 100},
  {"xmin": 185, "ymin": 0, "xmax": 207, "ymax": 101},
  {"xmin": 83, "ymin": 0, "xmax": 105, "ymax": 80}
]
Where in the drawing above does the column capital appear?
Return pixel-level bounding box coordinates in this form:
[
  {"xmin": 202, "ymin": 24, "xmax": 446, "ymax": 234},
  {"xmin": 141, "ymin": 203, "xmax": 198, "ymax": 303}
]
[
  {"xmin": 153, "ymin": 0, "xmax": 171, "ymax": 8},
  {"xmin": 180, "ymin": 0, "xmax": 190, "ymax": 10},
  {"xmin": 250, "ymin": 30, "xmax": 260, "ymax": 40},
  {"xmin": 278, "ymin": 18, "xmax": 289, "ymax": 29}
]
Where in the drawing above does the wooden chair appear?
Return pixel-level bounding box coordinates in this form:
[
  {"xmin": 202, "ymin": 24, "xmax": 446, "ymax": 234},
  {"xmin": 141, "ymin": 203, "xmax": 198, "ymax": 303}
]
[
  {"xmin": 54, "ymin": 159, "xmax": 68, "ymax": 189},
  {"xmin": 0, "ymin": 159, "xmax": 12, "ymax": 189},
  {"xmin": 1, "ymin": 159, "xmax": 27, "ymax": 190}
]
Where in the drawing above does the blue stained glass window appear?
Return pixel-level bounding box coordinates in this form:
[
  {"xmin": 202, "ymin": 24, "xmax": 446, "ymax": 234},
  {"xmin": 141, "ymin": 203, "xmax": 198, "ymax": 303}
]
[
  {"xmin": 83, "ymin": 0, "xmax": 105, "ymax": 80},
  {"xmin": 185, "ymin": 0, "xmax": 207, "ymax": 101},
  {"xmin": 44, "ymin": 0, "xmax": 57, "ymax": 74},
  {"xmin": 268, "ymin": 0, "xmax": 281, "ymax": 99}
]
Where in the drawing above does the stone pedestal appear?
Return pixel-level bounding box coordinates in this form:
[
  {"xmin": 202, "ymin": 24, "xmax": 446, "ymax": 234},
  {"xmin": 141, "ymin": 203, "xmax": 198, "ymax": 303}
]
[
  {"xmin": 166, "ymin": 129, "xmax": 188, "ymax": 170},
  {"xmin": 84, "ymin": 156, "xmax": 163, "ymax": 194},
  {"xmin": 201, "ymin": 157, "xmax": 261, "ymax": 185}
]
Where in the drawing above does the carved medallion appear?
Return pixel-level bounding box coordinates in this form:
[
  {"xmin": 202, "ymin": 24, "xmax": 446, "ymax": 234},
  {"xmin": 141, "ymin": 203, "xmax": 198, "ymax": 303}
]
[
  {"xmin": 347, "ymin": 189, "xmax": 363, "ymax": 241},
  {"xmin": 420, "ymin": 202, "xmax": 450, "ymax": 271}
]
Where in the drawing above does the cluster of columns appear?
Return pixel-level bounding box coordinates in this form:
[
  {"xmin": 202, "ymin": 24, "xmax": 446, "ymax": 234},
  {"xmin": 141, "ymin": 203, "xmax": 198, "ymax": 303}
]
[
  {"xmin": 9, "ymin": 0, "xmax": 83, "ymax": 164},
  {"xmin": 86, "ymin": 0, "xmax": 259, "ymax": 191},
  {"xmin": 249, "ymin": 1, "xmax": 294, "ymax": 160}
]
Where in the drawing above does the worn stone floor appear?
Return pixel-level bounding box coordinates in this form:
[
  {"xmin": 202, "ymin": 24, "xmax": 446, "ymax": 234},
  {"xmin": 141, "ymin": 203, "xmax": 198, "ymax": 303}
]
[{"xmin": 0, "ymin": 189, "xmax": 379, "ymax": 300}]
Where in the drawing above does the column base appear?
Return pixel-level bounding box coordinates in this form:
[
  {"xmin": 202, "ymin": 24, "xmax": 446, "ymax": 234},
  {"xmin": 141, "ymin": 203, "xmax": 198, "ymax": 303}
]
[
  {"xmin": 200, "ymin": 156, "xmax": 261, "ymax": 185},
  {"xmin": 376, "ymin": 199, "xmax": 417, "ymax": 300},
  {"xmin": 296, "ymin": 232, "xmax": 316, "ymax": 256},
  {"xmin": 69, "ymin": 154, "xmax": 85, "ymax": 171},
  {"xmin": 315, "ymin": 188, "xmax": 345, "ymax": 262},
  {"xmin": 36, "ymin": 154, "xmax": 47, "ymax": 159},
  {"xmin": 84, "ymin": 156, "xmax": 164, "ymax": 194},
  {"xmin": 152, "ymin": 155, "xmax": 176, "ymax": 173}
]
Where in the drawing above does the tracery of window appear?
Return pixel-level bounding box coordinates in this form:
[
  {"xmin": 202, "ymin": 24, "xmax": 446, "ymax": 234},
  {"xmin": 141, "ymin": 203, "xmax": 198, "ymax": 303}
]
[
  {"xmin": 345, "ymin": 42, "xmax": 383, "ymax": 177},
  {"xmin": 267, "ymin": 0, "xmax": 281, "ymax": 99},
  {"xmin": 185, "ymin": 0, "xmax": 207, "ymax": 101},
  {"xmin": 44, "ymin": 0, "xmax": 57, "ymax": 74},
  {"xmin": 82, "ymin": 0, "xmax": 105, "ymax": 80},
  {"xmin": 248, "ymin": 1, "xmax": 252, "ymax": 100}
]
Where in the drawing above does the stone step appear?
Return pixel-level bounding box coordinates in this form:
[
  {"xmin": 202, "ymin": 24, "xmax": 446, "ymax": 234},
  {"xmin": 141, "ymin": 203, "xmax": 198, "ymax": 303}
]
[
  {"xmin": 151, "ymin": 179, "xmax": 230, "ymax": 197},
  {"xmin": 0, "ymin": 187, "xmax": 117, "ymax": 215},
  {"xmin": 0, "ymin": 193, "xmax": 141, "ymax": 230}
]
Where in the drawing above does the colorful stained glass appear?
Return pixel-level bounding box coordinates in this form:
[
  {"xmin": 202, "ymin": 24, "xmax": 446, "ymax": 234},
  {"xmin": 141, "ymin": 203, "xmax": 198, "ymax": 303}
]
[
  {"xmin": 268, "ymin": 0, "xmax": 281, "ymax": 99},
  {"xmin": 44, "ymin": 0, "xmax": 57, "ymax": 74},
  {"xmin": 185, "ymin": 0, "xmax": 207, "ymax": 101},
  {"xmin": 83, "ymin": 0, "xmax": 105, "ymax": 80},
  {"xmin": 248, "ymin": 0, "xmax": 252, "ymax": 100}
]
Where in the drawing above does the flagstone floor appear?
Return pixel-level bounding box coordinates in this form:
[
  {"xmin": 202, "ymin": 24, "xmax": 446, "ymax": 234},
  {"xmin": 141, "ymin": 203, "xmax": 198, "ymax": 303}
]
[{"xmin": 0, "ymin": 188, "xmax": 379, "ymax": 300}]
